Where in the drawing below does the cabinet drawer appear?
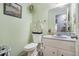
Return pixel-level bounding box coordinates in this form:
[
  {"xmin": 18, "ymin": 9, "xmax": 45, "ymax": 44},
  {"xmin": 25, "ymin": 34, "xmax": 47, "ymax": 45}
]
[
  {"xmin": 43, "ymin": 46, "xmax": 57, "ymax": 56},
  {"xmin": 58, "ymin": 49, "xmax": 75, "ymax": 56},
  {"xmin": 43, "ymin": 39, "xmax": 75, "ymax": 52}
]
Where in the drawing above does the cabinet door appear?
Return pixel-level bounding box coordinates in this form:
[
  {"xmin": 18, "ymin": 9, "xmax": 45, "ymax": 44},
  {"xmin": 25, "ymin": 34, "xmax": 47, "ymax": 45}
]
[
  {"xmin": 43, "ymin": 46, "xmax": 57, "ymax": 56},
  {"xmin": 58, "ymin": 49, "xmax": 75, "ymax": 56},
  {"xmin": 43, "ymin": 38, "xmax": 75, "ymax": 52}
]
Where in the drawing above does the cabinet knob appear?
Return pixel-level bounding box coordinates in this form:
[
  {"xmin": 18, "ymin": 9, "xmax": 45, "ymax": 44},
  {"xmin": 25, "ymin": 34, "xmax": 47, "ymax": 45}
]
[
  {"xmin": 61, "ymin": 54, "xmax": 64, "ymax": 56},
  {"xmin": 52, "ymin": 52, "xmax": 55, "ymax": 54}
]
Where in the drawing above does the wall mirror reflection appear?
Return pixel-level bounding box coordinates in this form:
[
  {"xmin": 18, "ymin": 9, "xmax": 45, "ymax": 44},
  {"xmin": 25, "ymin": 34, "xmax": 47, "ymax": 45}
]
[
  {"xmin": 55, "ymin": 4, "xmax": 71, "ymax": 33},
  {"xmin": 48, "ymin": 3, "xmax": 77, "ymax": 37},
  {"xmin": 48, "ymin": 4, "xmax": 74, "ymax": 33},
  {"xmin": 56, "ymin": 14, "xmax": 69, "ymax": 32}
]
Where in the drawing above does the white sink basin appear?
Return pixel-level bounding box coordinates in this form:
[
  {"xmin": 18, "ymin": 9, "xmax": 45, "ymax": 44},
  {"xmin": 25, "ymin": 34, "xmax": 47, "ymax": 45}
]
[
  {"xmin": 53, "ymin": 35, "xmax": 71, "ymax": 39},
  {"xmin": 43, "ymin": 35, "xmax": 77, "ymax": 41}
]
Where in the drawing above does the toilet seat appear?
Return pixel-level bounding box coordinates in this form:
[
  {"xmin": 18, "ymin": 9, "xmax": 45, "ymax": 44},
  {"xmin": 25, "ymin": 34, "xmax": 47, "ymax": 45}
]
[{"xmin": 24, "ymin": 43, "xmax": 38, "ymax": 51}]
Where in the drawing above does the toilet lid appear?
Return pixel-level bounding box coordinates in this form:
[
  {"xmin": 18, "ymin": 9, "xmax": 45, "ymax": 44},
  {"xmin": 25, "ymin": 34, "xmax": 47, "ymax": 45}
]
[{"xmin": 24, "ymin": 43, "xmax": 38, "ymax": 49}]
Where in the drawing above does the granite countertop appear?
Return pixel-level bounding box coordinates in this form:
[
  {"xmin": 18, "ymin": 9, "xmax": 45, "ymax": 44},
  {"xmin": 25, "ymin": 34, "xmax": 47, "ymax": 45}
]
[{"xmin": 43, "ymin": 35, "xmax": 77, "ymax": 42}]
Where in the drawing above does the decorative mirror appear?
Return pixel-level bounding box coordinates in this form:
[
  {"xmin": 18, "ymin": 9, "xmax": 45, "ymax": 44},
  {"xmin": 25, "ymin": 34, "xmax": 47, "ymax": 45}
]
[{"xmin": 48, "ymin": 4, "xmax": 72, "ymax": 34}]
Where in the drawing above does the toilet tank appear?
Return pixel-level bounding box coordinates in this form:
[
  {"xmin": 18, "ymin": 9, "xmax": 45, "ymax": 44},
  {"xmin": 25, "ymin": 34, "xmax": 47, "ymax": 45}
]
[{"xmin": 32, "ymin": 32, "xmax": 42, "ymax": 43}]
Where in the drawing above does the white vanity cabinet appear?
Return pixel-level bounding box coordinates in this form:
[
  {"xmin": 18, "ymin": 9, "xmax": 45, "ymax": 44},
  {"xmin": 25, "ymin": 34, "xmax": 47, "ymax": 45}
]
[
  {"xmin": 58, "ymin": 49, "xmax": 75, "ymax": 56},
  {"xmin": 43, "ymin": 46, "xmax": 58, "ymax": 56},
  {"xmin": 42, "ymin": 36, "xmax": 77, "ymax": 56}
]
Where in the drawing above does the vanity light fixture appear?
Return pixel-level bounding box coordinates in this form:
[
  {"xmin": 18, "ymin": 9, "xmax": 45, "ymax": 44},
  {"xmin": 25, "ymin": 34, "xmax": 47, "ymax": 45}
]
[{"xmin": 56, "ymin": 3, "xmax": 69, "ymax": 7}]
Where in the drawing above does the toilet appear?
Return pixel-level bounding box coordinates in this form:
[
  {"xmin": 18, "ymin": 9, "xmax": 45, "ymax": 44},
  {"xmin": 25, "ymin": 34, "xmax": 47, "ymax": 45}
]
[{"xmin": 24, "ymin": 32, "xmax": 42, "ymax": 56}]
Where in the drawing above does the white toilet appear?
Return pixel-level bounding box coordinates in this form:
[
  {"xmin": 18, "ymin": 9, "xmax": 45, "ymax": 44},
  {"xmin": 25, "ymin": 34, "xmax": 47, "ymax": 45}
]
[{"xmin": 24, "ymin": 32, "xmax": 42, "ymax": 56}]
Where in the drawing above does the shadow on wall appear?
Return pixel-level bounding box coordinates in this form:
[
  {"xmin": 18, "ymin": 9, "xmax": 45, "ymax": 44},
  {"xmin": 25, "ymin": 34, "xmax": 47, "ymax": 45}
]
[
  {"xmin": 17, "ymin": 33, "xmax": 33, "ymax": 56},
  {"xmin": 28, "ymin": 32, "xmax": 33, "ymax": 43}
]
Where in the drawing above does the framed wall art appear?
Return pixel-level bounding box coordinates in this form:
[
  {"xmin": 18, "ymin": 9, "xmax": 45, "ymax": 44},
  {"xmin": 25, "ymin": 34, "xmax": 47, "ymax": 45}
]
[{"xmin": 4, "ymin": 3, "xmax": 22, "ymax": 18}]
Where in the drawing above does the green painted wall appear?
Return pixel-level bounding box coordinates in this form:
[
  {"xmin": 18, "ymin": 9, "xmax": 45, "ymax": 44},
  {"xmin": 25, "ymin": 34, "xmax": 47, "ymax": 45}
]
[{"xmin": 0, "ymin": 3, "xmax": 32, "ymax": 55}]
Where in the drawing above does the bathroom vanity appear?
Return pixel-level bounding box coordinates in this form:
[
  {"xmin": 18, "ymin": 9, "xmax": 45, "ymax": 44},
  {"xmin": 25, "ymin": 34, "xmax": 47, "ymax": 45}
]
[
  {"xmin": 42, "ymin": 35, "xmax": 77, "ymax": 56},
  {"xmin": 44, "ymin": 3, "xmax": 78, "ymax": 56}
]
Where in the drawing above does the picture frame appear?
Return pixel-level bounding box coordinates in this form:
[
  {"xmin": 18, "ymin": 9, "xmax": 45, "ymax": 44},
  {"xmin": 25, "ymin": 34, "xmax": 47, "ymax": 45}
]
[{"xmin": 3, "ymin": 3, "xmax": 22, "ymax": 18}]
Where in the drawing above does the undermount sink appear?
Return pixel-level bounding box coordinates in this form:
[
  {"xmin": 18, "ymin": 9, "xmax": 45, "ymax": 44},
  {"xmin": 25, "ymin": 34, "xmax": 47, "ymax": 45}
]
[
  {"xmin": 43, "ymin": 34, "xmax": 77, "ymax": 41},
  {"xmin": 53, "ymin": 35, "xmax": 71, "ymax": 39},
  {"xmin": 54, "ymin": 32, "xmax": 77, "ymax": 39}
]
